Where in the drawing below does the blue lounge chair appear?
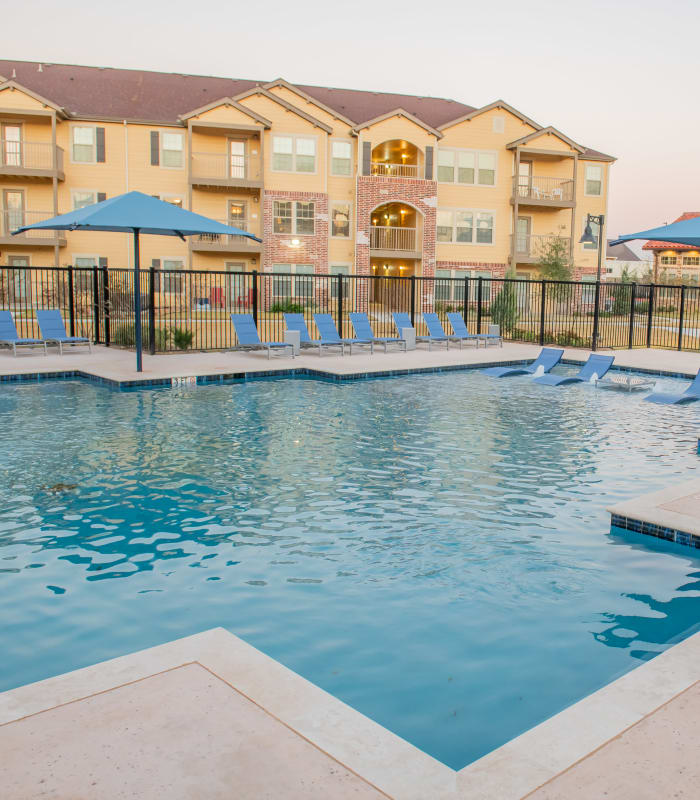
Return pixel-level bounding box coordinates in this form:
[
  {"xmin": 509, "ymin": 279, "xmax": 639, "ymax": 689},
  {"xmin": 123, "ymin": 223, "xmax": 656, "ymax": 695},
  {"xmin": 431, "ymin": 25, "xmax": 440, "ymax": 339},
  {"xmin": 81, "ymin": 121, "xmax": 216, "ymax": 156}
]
[
  {"xmin": 313, "ymin": 314, "xmax": 374, "ymax": 355},
  {"xmin": 0, "ymin": 310, "xmax": 47, "ymax": 357},
  {"xmin": 392, "ymin": 312, "xmax": 447, "ymax": 351},
  {"xmin": 230, "ymin": 314, "xmax": 294, "ymax": 359},
  {"xmin": 533, "ymin": 354, "xmax": 614, "ymax": 386},
  {"xmin": 284, "ymin": 313, "xmax": 344, "ymax": 356},
  {"xmin": 36, "ymin": 309, "xmax": 92, "ymax": 354},
  {"xmin": 483, "ymin": 347, "xmax": 564, "ymax": 378},
  {"xmin": 349, "ymin": 312, "xmax": 407, "ymax": 352},
  {"xmin": 424, "ymin": 313, "xmax": 476, "ymax": 350},
  {"xmin": 446, "ymin": 312, "xmax": 501, "ymax": 347},
  {"xmin": 645, "ymin": 369, "xmax": 700, "ymax": 405}
]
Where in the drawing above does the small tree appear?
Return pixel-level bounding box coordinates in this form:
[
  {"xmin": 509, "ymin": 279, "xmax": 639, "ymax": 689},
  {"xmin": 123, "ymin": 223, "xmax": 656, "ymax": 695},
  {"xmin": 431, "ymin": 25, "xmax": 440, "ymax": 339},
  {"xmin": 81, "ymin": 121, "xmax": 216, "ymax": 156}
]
[
  {"xmin": 489, "ymin": 279, "xmax": 519, "ymax": 334},
  {"xmin": 537, "ymin": 228, "xmax": 573, "ymax": 303},
  {"xmin": 610, "ymin": 264, "xmax": 635, "ymax": 315}
]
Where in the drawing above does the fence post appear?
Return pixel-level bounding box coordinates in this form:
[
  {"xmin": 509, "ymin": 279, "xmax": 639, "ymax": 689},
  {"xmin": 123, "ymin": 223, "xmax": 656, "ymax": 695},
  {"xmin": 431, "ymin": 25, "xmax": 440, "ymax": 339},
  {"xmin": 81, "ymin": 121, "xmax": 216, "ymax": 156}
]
[
  {"xmin": 646, "ymin": 283, "xmax": 655, "ymax": 349},
  {"xmin": 410, "ymin": 275, "xmax": 416, "ymax": 326},
  {"xmin": 91, "ymin": 266, "xmax": 100, "ymax": 343},
  {"xmin": 336, "ymin": 273, "xmax": 344, "ymax": 335},
  {"xmin": 591, "ymin": 280, "xmax": 602, "ymax": 351},
  {"xmin": 677, "ymin": 285, "xmax": 686, "ymax": 351},
  {"xmin": 148, "ymin": 266, "xmax": 156, "ymax": 355},
  {"xmin": 463, "ymin": 277, "xmax": 469, "ymax": 327},
  {"xmin": 476, "ymin": 276, "xmax": 483, "ymax": 334},
  {"xmin": 67, "ymin": 265, "xmax": 75, "ymax": 337},
  {"xmin": 627, "ymin": 282, "xmax": 636, "ymax": 349},
  {"xmin": 539, "ymin": 280, "xmax": 547, "ymax": 345},
  {"xmin": 102, "ymin": 265, "xmax": 110, "ymax": 347},
  {"xmin": 252, "ymin": 270, "xmax": 259, "ymax": 327}
]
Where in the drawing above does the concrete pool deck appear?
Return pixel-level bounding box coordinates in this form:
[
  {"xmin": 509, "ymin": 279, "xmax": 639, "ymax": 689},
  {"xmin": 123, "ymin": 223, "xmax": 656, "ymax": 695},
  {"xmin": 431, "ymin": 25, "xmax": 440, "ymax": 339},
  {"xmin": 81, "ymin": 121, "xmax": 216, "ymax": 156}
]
[
  {"xmin": 1, "ymin": 627, "xmax": 699, "ymax": 799},
  {"xmin": 0, "ymin": 341, "xmax": 699, "ymax": 386}
]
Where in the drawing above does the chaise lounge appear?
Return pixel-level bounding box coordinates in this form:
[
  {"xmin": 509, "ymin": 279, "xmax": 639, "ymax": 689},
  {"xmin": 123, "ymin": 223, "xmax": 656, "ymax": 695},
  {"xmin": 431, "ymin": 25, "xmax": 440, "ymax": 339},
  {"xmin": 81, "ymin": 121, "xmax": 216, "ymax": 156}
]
[
  {"xmin": 349, "ymin": 312, "xmax": 407, "ymax": 353},
  {"xmin": 283, "ymin": 313, "xmax": 345, "ymax": 356},
  {"xmin": 446, "ymin": 312, "xmax": 501, "ymax": 347},
  {"xmin": 230, "ymin": 314, "xmax": 294, "ymax": 359},
  {"xmin": 313, "ymin": 314, "xmax": 374, "ymax": 355},
  {"xmin": 392, "ymin": 312, "xmax": 448, "ymax": 350},
  {"xmin": 533, "ymin": 354, "xmax": 614, "ymax": 386},
  {"xmin": 36, "ymin": 309, "xmax": 92, "ymax": 354},
  {"xmin": 644, "ymin": 369, "xmax": 700, "ymax": 405},
  {"xmin": 483, "ymin": 347, "xmax": 564, "ymax": 378},
  {"xmin": 0, "ymin": 310, "xmax": 47, "ymax": 357}
]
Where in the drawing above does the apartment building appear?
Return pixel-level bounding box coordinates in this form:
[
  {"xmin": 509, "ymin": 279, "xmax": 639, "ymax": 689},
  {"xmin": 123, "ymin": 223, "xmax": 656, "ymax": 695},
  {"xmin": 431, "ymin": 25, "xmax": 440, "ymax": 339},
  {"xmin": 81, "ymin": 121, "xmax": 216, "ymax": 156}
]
[
  {"xmin": 0, "ymin": 60, "xmax": 613, "ymax": 296},
  {"xmin": 642, "ymin": 212, "xmax": 700, "ymax": 284}
]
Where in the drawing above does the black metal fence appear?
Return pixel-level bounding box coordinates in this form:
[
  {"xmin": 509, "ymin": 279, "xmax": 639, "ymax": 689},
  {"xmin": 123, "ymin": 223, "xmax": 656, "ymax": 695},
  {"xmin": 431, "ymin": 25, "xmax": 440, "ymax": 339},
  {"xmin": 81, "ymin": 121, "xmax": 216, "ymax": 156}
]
[{"xmin": 2, "ymin": 265, "xmax": 700, "ymax": 353}]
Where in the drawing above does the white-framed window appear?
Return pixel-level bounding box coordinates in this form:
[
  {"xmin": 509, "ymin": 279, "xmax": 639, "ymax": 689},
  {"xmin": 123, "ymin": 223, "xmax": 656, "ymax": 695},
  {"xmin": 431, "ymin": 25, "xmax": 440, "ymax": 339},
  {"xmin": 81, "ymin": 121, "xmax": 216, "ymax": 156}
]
[
  {"xmin": 271, "ymin": 263, "xmax": 314, "ymax": 299},
  {"xmin": 330, "ymin": 139, "xmax": 352, "ymax": 176},
  {"xmin": 581, "ymin": 216, "xmax": 600, "ymax": 250},
  {"xmin": 272, "ymin": 200, "xmax": 315, "ymax": 235},
  {"xmin": 160, "ymin": 132, "xmax": 184, "ymax": 169},
  {"xmin": 437, "ymin": 148, "xmax": 497, "ymax": 186},
  {"xmin": 682, "ymin": 255, "xmax": 700, "ymax": 266},
  {"xmin": 271, "ymin": 134, "xmax": 317, "ymax": 173},
  {"xmin": 72, "ymin": 254, "xmax": 99, "ymax": 291},
  {"xmin": 72, "ymin": 190, "xmax": 97, "ymax": 210},
  {"xmin": 492, "ymin": 116, "xmax": 505, "ymax": 134},
  {"xmin": 331, "ymin": 202, "xmax": 351, "ymax": 238},
  {"xmin": 330, "ymin": 263, "xmax": 350, "ymax": 298},
  {"xmin": 584, "ymin": 165, "xmax": 603, "ymax": 196},
  {"xmin": 71, "ymin": 126, "xmax": 96, "ymax": 163},
  {"xmin": 660, "ymin": 255, "xmax": 677, "ymax": 265},
  {"xmin": 162, "ymin": 258, "xmax": 184, "ymax": 293},
  {"xmin": 435, "ymin": 268, "xmax": 466, "ymax": 302},
  {"xmin": 581, "ymin": 273, "xmax": 597, "ymax": 303},
  {"xmin": 437, "ymin": 209, "xmax": 494, "ymax": 244}
]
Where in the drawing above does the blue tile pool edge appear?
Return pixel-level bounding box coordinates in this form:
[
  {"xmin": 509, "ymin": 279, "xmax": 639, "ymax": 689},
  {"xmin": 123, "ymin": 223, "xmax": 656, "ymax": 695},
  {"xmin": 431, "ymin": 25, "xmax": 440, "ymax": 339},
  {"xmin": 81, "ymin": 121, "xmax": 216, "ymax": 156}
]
[{"xmin": 611, "ymin": 514, "xmax": 700, "ymax": 550}]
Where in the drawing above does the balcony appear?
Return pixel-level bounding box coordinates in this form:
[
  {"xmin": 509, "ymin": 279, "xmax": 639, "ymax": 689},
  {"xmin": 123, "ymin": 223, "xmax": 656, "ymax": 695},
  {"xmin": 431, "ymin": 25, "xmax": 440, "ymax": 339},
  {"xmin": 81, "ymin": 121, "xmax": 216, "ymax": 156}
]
[
  {"xmin": 190, "ymin": 153, "xmax": 262, "ymax": 189},
  {"xmin": 0, "ymin": 210, "xmax": 66, "ymax": 247},
  {"xmin": 370, "ymin": 161, "xmax": 419, "ymax": 178},
  {"xmin": 512, "ymin": 233, "xmax": 571, "ymax": 264},
  {"xmin": 0, "ymin": 141, "xmax": 65, "ymax": 180},
  {"xmin": 190, "ymin": 219, "xmax": 261, "ymax": 253},
  {"xmin": 369, "ymin": 226, "xmax": 421, "ymax": 259},
  {"xmin": 512, "ymin": 175, "xmax": 575, "ymax": 207}
]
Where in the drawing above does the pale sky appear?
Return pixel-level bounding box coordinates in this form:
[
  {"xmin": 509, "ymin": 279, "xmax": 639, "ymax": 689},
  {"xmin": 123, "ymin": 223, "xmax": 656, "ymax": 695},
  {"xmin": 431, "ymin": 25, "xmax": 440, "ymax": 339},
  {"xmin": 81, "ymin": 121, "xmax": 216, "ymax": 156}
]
[{"xmin": 5, "ymin": 0, "xmax": 700, "ymax": 239}]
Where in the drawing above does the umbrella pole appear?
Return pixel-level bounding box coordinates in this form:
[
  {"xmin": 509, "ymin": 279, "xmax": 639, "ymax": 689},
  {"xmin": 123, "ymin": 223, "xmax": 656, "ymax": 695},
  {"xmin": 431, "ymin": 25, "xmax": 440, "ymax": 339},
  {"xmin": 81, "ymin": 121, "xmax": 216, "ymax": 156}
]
[{"xmin": 133, "ymin": 228, "xmax": 143, "ymax": 372}]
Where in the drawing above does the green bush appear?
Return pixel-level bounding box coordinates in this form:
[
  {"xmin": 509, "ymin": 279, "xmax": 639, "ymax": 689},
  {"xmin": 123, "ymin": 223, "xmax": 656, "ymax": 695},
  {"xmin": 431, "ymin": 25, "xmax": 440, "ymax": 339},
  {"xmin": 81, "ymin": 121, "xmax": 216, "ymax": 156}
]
[
  {"xmin": 269, "ymin": 301, "xmax": 305, "ymax": 313},
  {"xmin": 489, "ymin": 282, "xmax": 519, "ymax": 334},
  {"xmin": 172, "ymin": 327, "xmax": 194, "ymax": 350},
  {"xmin": 110, "ymin": 323, "xmax": 171, "ymax": 351}
]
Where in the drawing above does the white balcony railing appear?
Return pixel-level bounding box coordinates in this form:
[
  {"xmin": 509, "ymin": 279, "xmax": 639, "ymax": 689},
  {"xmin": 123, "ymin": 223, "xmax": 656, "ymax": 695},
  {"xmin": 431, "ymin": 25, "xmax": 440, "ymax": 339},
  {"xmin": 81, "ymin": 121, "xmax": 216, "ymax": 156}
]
[
  {"xmin": 369, "ymin": 226, "xmax": 417, "ymax": 251},
  {"xmin": 512, "ymin": 233, "xmax": 571, "ymax": 258},
  {"xmin": 1, "ymin": 209, "xmax": 61, "ymax": 239},
  {"xmin": 194, "ymin": 218, "xmax": 258, "ymax": 248},
  {"xmin": 190, "ymin": 152, "xmax": 260, "ymax": 182},
  {"xmin": 370, "ymin": 161, "xmax": 419, "ymax": 178},
  {"xmin": 514, "ymin": 175, "xmax": 575, "ymax": 203},
  {"xmin": 0, "ymin": 140, "xmax": 63, "ymax": 171}
]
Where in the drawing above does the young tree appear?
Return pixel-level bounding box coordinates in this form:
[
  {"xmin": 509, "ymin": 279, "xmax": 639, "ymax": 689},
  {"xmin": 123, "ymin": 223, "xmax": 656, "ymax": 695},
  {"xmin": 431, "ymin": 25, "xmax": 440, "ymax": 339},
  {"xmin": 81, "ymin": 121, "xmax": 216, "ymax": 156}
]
[{"xmin": 537, "ymin": 228, "xmax": 573, "ymax": 282}]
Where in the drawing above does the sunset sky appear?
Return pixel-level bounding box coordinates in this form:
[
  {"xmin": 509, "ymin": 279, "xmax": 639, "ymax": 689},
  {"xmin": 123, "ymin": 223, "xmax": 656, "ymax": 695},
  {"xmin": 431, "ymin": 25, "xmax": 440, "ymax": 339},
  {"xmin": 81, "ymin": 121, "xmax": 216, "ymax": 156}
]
[{"xmin": 6, "ymin": 0, "xmax": 699, "ymax": 242}]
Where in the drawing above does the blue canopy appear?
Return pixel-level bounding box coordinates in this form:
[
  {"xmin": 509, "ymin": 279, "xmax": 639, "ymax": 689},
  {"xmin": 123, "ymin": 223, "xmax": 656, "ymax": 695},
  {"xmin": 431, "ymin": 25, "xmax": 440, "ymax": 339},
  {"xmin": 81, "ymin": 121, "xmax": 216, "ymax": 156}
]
[
  {"xmin": 12, "ymin": 191, "xmax": 261, "ymax": 372},
  {"xmin": 12, "ymin": 190, "xmax": 261, "ymax": 241},
  {"xmin": 609, "ymin": 217, "xmax": 700, "ymax": 248}
]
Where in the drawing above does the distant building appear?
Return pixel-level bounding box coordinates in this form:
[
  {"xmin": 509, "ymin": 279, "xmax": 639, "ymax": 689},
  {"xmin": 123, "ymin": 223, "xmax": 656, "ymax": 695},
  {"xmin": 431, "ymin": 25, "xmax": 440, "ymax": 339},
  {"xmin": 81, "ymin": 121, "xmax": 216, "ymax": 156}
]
[
  {"xmin": 604, "ymin": 240, "xmax": 649, "ymax": 281},
  {"xmin": 642, "ymin": 212, "xmax": 700, "ymax": 284}
]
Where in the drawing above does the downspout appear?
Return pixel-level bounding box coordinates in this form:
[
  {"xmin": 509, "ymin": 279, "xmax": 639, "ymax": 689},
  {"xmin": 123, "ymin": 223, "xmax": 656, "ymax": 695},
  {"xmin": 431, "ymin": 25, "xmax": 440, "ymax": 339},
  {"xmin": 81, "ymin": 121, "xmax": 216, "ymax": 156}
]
[{"xmin": 124, "ymin": 120, "xmax": 130, "ymax": 267}]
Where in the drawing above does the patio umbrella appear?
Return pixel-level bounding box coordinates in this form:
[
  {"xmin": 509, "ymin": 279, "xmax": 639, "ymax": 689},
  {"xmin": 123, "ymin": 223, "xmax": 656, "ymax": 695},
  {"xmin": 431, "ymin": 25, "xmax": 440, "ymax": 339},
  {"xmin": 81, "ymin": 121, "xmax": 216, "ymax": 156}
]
[
  {"xmin": 12, "ymin": 191, "xmax": 262, "ymax": 372},
  {"xmin": 609, "ymin": 216, "xmax": 700, "ymax": 248}
]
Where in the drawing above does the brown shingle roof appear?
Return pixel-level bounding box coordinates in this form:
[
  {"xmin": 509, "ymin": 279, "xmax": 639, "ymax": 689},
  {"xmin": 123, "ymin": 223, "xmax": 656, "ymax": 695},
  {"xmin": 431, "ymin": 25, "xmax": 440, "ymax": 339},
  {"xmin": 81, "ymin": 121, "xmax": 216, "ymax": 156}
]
[
  {"xmin": 642, "ymin": 212, "xmax": 700, "ymax": 251},
  {"xmin": 0, "ymin": 59, "xmax": 613, "ymax": 159}
]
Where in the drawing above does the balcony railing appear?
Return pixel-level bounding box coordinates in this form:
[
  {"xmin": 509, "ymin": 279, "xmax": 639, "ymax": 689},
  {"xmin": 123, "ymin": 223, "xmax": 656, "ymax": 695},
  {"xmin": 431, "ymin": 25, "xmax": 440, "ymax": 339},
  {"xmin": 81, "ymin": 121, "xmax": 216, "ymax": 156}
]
[
  {"xmin": 1, "ymin": 210, "xmax": 63, "ymax": 241},
  {"xmin": 192, "ymin": 218, "xmax": 260, "ymax": 249},
  {"xmin": 190, "ymin": 152, "xmax": 261, "ymax": 183},
  {"xmin": 513, "ymin": 175, "xmax": 575, "ymax": 203},
  {"xmin": 370, "ymin": 161, "xmax": 419, "ymax": 178},
  {"xmin": 0, "ymin": 140, "xmax": 63, "ymax": 173},
  {"xmin": 370, "ymin": 226, "xmax": 418, "ymax": 251},
  {"xmin": 512, "ymin": 233, "xmax": 571, "ymax": 260}
]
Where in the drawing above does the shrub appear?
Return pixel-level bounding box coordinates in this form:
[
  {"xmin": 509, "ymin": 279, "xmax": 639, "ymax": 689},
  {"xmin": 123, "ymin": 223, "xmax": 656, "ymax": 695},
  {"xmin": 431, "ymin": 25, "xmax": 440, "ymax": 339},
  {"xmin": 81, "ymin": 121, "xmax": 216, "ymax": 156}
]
[
  {"xmin": 489, "ymin": 282, "xmax": 519, "ymax": 334},
  {"xmin": 172, "ymin": 327, "xmax": 194, "ymax": 350},
  {"xmin": 110, "ymin": 323, "xmax": 171, "ymax": 350},
  {"xmin": 269, "ymin": 301, "xmax": 305, "ymax": 313}
]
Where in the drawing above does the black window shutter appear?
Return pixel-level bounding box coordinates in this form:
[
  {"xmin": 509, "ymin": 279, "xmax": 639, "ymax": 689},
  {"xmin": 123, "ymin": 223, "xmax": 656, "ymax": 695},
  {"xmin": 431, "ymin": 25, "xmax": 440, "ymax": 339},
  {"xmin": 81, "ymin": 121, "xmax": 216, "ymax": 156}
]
[
  {"xmin": 425, "ymin": 146, "xmax": 434, "ymax": 180},
  {"xmin": 96, "ymin": 127, "xmax": 105, "ymax": 162},
  {"xmin": 98, "ymin": 257, "xmax": 108, "ymax": 269},
  {"xmin": 150, "ymin": 132, "xmax": 160, "ymax": 166},
  {"xmin": 151, "ymin": 258, "xmax": 161, "ymax": 292},
  {"xmin": 97, "ymin": 192, "xmax": 106, "ymax": 203},
  {"xmin": 362, "ymin": 142, "xmax": 371, "ymax": 176}
]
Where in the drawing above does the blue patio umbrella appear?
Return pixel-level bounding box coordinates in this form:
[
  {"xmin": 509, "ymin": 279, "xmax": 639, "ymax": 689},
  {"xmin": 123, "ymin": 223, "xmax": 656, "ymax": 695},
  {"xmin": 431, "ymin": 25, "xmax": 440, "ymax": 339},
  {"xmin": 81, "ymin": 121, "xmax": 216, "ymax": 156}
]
[
  {"xmin": 12, "ymin": 191, "xmax": 261, "ymax": 372},
  {"xmin": 609, "ymin": 217, "xmax": 700, "ymax": 248}
]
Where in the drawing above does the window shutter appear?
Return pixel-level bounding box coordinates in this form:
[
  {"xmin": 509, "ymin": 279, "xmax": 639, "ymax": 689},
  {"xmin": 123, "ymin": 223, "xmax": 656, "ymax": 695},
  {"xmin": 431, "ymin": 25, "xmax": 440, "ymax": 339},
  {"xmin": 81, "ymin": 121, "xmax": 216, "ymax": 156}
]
[
  {"xmin": 150, "ymin": 132, "xmax": 160, "ymax": 166},
  {"xmin": 98, "ymin": 257, "xmax": 108, "ymax": 269},
  {"xmin": 97, "ymin": 192, "xmax": 106, "ymax": 203},
  {"xmin": 362, "ymin": 141, "xmax": 371, "ymax": 176},
  {"xmin": 96, "ymin": 127, "xmax": 106, "ymax": 162},
  {"xmin": 151, "ymin": 258, "xmax": 161, "ymax": 292},
  {"xmin": 425, "ymin": 146, "xmax": 434, "ymax": 180}
]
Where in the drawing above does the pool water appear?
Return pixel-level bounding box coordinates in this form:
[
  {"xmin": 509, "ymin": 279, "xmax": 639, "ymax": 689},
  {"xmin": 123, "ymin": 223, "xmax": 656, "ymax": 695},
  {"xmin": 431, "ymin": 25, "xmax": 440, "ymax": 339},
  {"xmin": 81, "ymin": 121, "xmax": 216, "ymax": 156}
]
[{"xmin": 1, "ymin": 370, "xmax": 699, "ymax": 770}]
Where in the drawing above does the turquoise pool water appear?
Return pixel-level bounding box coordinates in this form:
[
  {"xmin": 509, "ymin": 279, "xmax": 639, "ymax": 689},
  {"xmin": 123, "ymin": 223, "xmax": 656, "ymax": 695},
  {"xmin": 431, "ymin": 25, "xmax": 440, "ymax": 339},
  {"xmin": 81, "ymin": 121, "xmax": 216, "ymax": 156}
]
[{"xmin": 1, "ymin": 370, "xmax": 699, "ymax": 769}]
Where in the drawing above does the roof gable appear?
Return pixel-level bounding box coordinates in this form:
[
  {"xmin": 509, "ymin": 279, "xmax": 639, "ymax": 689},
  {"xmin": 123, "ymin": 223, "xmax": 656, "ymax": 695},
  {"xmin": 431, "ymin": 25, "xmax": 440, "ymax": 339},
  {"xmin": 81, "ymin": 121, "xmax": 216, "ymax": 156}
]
[
  {"xmin": 179, "ymin": 97, "xmax": 271, "ymax": 127},
  {"xmin": 507, "ymin": 125, "xmax": 584, "ymax": 153},
  {"xmin": 233, "ymin": 86, "xmax": 333, "ymax": 133},
  {"xmin": 263, "ymin": 79, "xmax": 355, "ymax": 127},
  {"xmin": 351, "ymin": 108, "xmax": 442, "ymax": 138},
  {"xmin": 0, "ymin": 79, "xmax": 67, "ymax": 116},
  {"xmin": 438, "ymin": 99, "xmax": 541, "ymax": 132}
]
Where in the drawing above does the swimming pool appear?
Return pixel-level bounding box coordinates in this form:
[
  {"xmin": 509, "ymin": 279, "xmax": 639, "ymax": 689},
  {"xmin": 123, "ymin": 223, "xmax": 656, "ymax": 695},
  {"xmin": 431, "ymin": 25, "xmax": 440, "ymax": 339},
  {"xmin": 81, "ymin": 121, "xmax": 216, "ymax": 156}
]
[{"xmin": 1, "ymin": 369, "xmax": 699, "ymax": 770}]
